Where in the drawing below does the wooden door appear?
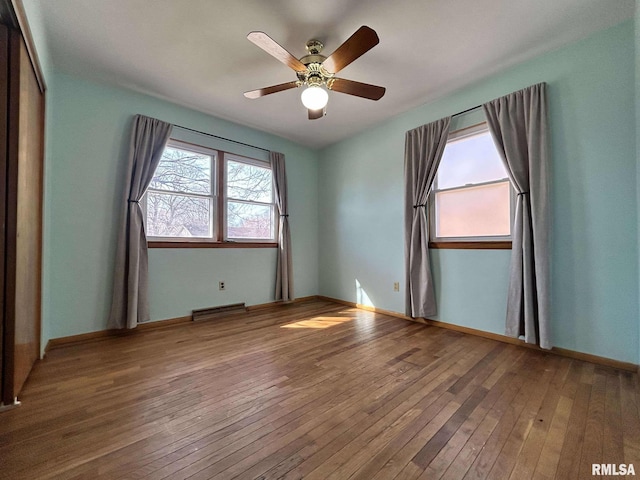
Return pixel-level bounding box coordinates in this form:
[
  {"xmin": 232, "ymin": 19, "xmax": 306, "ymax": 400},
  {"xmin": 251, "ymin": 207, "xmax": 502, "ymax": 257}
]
[
  {"xmin": 0, "ymin": 25, "xmax": 8, "ymax": 404},
  {"xmin": 1, "ymin": 26, "xmax": 44, "ymax": 406}
]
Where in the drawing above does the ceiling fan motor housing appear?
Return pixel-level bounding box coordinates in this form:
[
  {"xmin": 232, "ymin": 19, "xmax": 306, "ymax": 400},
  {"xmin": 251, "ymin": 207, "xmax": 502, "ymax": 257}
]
[
  {"xmin": 298, "ymin": 39, "xmax": 336, "ymax": 88},
  {"xmin": 297, "ymin": 60, "xmax": 333, "ymax": 88}
]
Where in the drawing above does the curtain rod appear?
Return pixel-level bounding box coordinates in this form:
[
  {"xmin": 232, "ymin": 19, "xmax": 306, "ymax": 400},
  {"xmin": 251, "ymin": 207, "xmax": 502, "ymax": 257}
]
[
  {"xmin": 452, "ymin": 104, "xmax": 483, "ymax": 117},
  {"xmin": 172, "ymin": 124, "xmax": 270, "ymax": 153},
  {"xmin": 175, "ymin": 105, "xmax": 481, "ymax": 149}
]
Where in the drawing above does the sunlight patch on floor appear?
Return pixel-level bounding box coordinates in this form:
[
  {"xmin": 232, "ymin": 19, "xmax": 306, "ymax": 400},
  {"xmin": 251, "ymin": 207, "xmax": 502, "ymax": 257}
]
[{"xmin": 281, "ymin": 316, "xmax": 355, "ymax": 329}]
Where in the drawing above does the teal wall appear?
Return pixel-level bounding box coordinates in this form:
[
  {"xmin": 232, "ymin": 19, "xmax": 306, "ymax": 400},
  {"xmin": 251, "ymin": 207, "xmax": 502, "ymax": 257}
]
[
  {"xmin": 318, "ymin": 21, "xmax": 639, "ymax": 363},
  {"xmin": 44, "ymin": 73, "xmax": 319, "ymax": 342}
]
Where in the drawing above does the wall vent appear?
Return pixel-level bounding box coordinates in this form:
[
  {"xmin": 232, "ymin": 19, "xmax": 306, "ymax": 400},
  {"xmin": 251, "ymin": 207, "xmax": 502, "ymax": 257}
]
[{"xmin": 192, "ymin": 303, "xmax": 247, "ymax": 322}]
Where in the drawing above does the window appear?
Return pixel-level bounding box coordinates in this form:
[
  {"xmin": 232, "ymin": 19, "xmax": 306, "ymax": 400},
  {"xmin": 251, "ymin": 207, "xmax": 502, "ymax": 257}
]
[
  {"xmin": 144, "ymin": 140, "xmax": 276, "ymax": 246},
  {"xmin": 430, "ymin": 123, "xmax": 512, "ymax": 246},
  {"xmin": 225, "ymin": 154, "xmax": 275, "ymax": 241},
  {"xmin": 146, "ymin": 142, "xmax": 215, "ymax": 239}
]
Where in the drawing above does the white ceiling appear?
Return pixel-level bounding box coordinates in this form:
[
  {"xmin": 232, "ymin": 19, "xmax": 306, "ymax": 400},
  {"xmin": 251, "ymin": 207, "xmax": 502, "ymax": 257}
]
[{"xmin": 25, "ymin": 0, "xmax": 634, "ymax": 149}]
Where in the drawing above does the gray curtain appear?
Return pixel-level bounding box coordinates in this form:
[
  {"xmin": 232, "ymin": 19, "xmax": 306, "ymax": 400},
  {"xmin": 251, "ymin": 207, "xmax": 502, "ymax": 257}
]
[
  {"xmin": 108, "ymin": 115, "xmax": 173, "ymax": 329},
  {"xmin": 404, "ymin": 117, "xmax": 451, "ymax": 318},
  {"xmin": 271, "ymin": 151, "xmax": 294, "ymax": 301},
  {"xmin": 483, "ymin": 83, "xmax": 550, "ymax": 348}
]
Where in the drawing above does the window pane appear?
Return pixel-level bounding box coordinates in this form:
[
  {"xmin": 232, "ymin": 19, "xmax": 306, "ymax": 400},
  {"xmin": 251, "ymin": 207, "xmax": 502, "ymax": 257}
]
[
  {"xmin": 227, "ymin": 160, "xmax": 272, "ymax": 203},
  {"xmin": 437, "ymin": 131, "xmax": 507, "ymax": 189},
  {"xmin": 146, "ymin": 192, "xmax": 212, "ymax": 238},
  {"xmin": 227, "ymin": 201, "xmax": 273, "ymax": 239},
  {"xmin": 149, "ymin": 146, "xmax": 212, "ymax": 194},
  {"xmin": 435, "ymin": 182, "xmax": 510, "ymax": 238}
]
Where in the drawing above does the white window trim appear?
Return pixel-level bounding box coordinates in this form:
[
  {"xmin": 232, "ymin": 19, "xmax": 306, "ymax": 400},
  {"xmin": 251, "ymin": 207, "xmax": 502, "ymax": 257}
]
[{"xmin": 429, "ymin": 122, "xmax": 515, "ymax": 243}]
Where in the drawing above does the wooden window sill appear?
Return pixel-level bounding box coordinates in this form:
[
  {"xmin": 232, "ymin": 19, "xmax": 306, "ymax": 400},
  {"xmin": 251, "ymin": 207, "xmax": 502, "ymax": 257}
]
[
  {"xmin": 148, "ymin": 242, "xmax": 278, "ymax": 249},
  {"xmin": 429, "ymin": 241, "xmax": 512, "ymax": 250}
]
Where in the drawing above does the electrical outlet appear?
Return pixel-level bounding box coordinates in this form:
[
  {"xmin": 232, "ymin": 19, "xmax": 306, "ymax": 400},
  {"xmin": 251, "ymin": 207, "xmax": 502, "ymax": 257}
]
[
  {"xmin": 393, "ymin": 282, "xmax": 400, "ymax": 292},
  {"xmin": 219, "ymin": 281, "xmax": 225, "ymax": 291}
]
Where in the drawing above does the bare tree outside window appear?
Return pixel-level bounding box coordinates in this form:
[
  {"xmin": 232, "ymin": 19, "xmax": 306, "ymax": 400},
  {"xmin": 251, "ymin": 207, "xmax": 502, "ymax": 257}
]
[
  {"xmin": 146, "ymin": 146, "xmax": 213, "ymax": 238},
  {"xmin": 226, "ymin": 160, "xmax": 274, "ymax": 239}
]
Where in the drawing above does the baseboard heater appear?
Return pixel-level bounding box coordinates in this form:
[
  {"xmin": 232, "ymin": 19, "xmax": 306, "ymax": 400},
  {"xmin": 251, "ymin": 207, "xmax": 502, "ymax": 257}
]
[{"xmin": 192, "ymin": 303, "xmax": 247, "ymax": 322}]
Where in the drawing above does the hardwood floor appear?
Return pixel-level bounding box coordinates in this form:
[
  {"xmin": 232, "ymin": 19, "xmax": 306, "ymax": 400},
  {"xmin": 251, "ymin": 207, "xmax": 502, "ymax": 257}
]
[{"xmin": 1, "ymin": 299, "xmax": 639, "ymax": 479}]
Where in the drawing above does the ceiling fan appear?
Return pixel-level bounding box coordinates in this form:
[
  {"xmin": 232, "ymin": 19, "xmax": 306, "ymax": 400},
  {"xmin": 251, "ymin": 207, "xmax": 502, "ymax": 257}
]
[{"xmin": 244, "ymin": 26, "xmax": 386, "ymax": 120}]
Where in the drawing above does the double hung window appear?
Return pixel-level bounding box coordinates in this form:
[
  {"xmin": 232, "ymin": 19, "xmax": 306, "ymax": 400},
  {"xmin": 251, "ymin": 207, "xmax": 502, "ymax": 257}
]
[{"xmin": 430, "ymin": 123, "xmax": 513, "ymax": 246}]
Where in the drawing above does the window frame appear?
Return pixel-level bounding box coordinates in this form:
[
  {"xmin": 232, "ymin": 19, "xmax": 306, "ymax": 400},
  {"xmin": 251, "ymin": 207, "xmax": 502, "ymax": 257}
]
[
  {"xmin": 428, "ymin": 122, "xmax": 514, "ymax": 250},
  {"xmin": 144, "ymin": 139, "xmax": 278, "ymax": 248}
]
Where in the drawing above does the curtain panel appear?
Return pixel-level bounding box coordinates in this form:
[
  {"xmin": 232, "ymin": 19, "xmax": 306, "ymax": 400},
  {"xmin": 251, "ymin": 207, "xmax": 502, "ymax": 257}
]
[
  {"xmin": 483, "ymin": 83, "xmax": 551, "ymax": 349},
  {"xmin": 404, "ymin": 117, "xmax": 451, "ymax": 318},
  {"xmin": 270, "ymin": 151, "xmax": 294, "ymax": 301},
  {"xmin": 108, "ymin": 115, "xmax": 173, "ymax": 329}
]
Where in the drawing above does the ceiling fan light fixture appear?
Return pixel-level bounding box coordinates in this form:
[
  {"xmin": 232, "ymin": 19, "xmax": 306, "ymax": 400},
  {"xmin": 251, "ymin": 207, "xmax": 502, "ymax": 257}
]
[{"xmin": 301, "ymin": 85, "xmax": 328, "ymax": 110}]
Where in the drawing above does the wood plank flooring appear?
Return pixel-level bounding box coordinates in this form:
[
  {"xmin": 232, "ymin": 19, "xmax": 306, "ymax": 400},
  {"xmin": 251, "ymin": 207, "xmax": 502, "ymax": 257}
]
[{"xmin": 1, "ymin": 299, "xmax": 639, "ymax": 479}]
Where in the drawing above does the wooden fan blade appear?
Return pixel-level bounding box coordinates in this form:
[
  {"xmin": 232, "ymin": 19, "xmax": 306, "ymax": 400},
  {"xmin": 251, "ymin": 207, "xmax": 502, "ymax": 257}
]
[
  {"xmin": 329, "ymin": 78, "xmax": 386, "ymax": 100},
  {"xmin": 247, "ymin": 32, "xmax": 307, "ymax": 73},
  {"xmin": 244, "ymin": 81, "xmax": 299, "ymax": 99},
  {"xmin": 322, "ymin": 26, "xmax": 379, "ymax": 74},
  {"xmin": 308, "ymin": 108, "xmax": 324, "ymax": 120}
]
